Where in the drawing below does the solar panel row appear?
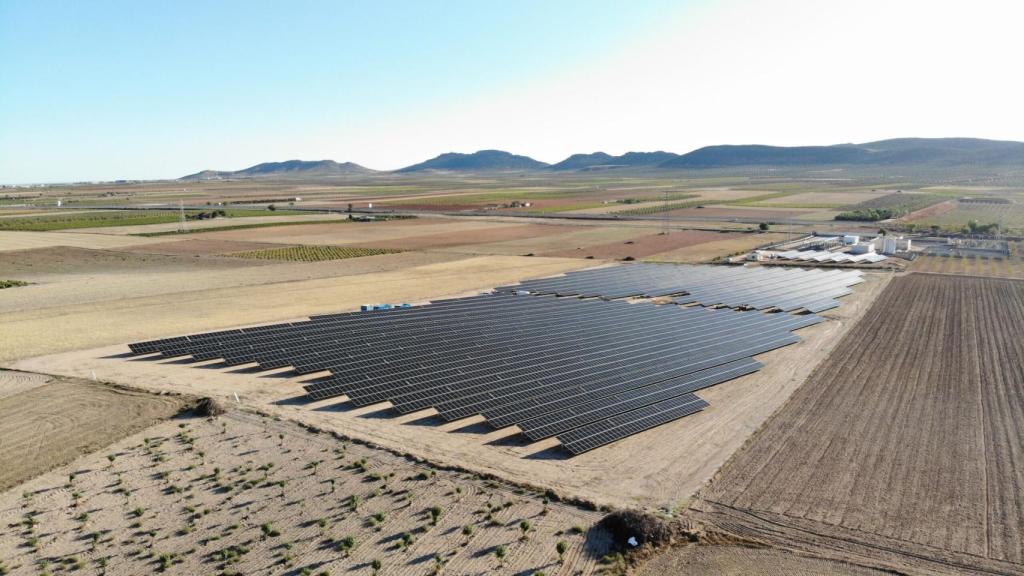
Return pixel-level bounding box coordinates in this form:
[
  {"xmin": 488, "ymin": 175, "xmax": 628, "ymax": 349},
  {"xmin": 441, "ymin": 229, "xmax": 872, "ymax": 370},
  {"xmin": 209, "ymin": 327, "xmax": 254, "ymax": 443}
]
[
  {"xmin": 127, "ymin": 287, "xmax": 824, "ymax": 455},
  {"xmin": 495, "ymin": 262, "xmax": 863, "ymax": 312}
]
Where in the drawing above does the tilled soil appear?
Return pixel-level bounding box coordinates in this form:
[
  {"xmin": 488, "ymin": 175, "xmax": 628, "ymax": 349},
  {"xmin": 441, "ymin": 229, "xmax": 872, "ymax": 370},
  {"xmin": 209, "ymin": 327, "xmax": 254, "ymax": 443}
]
[
  {"xmin": 693, "ymin": 274, "xmax": 1024, "ymax": 575},
  {"xmin": 0, "ymin": 411, "xmax": 610, "ymax": 576},
  {"xmin": 0, "ymin": 377, "xmax": 190, "ymax": 492},
  {"xmin": 638, "ymin": 544, "xmax": 892, "ymax": 575}
]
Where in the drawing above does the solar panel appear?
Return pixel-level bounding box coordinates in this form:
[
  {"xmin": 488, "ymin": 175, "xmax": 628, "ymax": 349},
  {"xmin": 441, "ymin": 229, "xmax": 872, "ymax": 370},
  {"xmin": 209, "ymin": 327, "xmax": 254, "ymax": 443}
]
[{"xmin": 125, "ymin": 262, "xmax": 848, "ymax": 457}]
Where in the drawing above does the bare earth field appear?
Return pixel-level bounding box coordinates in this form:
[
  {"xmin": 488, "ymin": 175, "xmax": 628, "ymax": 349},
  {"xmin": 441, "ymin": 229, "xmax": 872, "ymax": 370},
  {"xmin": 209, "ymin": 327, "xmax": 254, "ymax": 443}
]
[
  {"xmin": 201, "ymin": 218, "xmax": 503, "ymax": 247},
  {"xmin": 118, "ymin": 238, "xmax": 292, "ymax": 256},
  {"xmin": 692, "ymin": 274, "xmax": 1024, "ymax": 575},
  {"xmin": 65, "ymin": 212, "xmax": 351, "ymax": 235},
  {"xmin": 0, "ymin": 230, "xmax": 163, "ymax": 252},
  {"xmin": 543, "ymin": 230, "xmax": 742, "ymax": 260},
  {"xmin": 748, "ymin": 190, "xmax": 889, "ymax": 207},
  {"xmin": 909, "ymin": 253, "xmax": 1024, "ymax": 279},
  {"xmin": 0, "ymin": 408, "xmax": 610, "ymax": 576},
  {"xmin": 11, "ymin": 273, "xmax": 891, "ymax": 511},
  {"xmin": 0, "ymin": 376, "xmax": 190, "ymax": 491},
  {"xmin": 0, "ymin": 369, "xmax": 52, "ymax": 400},
  {"xmin": 646, "ymin": 232, "xmax": 790, "ymax": 263},
  {"xmin": 357, "ymin": 223, "xmax": 575, "ymax": 251},
  {"xmin": 0, "ymin": 246, "xmax": 269, "ymax": 278},
  {"xmin": 661, "ymin": 206, "xmax": 819, "ymax": 220},
  {"xmin": 431, "ymin": 225, "xmax": 654, "ymax": 256},
  {"xmin": 638, "ymin": 544, "xmax": 890, "ymax": 575},
  {"xmin": 0, "ymin": 255, "xmax": 585, "ymax": 362}
]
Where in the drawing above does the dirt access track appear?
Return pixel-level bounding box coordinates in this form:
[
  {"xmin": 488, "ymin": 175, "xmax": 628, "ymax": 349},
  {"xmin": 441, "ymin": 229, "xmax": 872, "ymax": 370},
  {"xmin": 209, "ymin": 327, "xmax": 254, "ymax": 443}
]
[
  {"xmin": 11, "ymin": 273, "xmax": 891, "ymax": 511},
  {"xmin": 693, "ymin": 274, "xmax": 1024, "ymax": 575}
]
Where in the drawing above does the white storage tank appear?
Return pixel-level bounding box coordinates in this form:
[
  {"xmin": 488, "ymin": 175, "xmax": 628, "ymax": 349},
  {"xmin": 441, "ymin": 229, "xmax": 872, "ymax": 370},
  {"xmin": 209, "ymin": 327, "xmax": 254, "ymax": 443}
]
[
  {"xmin": 842, "ymin": 234, "xmax": 860, "ymax": 245},
  {"xmin": 850, "ymin": 242, "xmax": 875, "ymax": 255},
  {"xmin": 882, "ymin": 237, "xmax": 898, "ymax": 255}
]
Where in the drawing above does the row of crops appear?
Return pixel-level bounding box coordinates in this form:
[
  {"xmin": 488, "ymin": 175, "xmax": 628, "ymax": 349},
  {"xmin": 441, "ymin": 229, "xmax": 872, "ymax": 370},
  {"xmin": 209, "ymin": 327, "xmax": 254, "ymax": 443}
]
[
  {"xmin": 227, "ymin": 245, "xmax": 403, "ymax": 262},
  {"xmin": 0, "ymin": 209, "xmax": 298, "ymax": 232}
]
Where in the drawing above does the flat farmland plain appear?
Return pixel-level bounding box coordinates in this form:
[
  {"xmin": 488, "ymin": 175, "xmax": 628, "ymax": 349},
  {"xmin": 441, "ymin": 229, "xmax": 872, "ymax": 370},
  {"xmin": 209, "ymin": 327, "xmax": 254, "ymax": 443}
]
[{"xmin": 694, "ymin": 274, "xmax": 1024, "ymax": 575}]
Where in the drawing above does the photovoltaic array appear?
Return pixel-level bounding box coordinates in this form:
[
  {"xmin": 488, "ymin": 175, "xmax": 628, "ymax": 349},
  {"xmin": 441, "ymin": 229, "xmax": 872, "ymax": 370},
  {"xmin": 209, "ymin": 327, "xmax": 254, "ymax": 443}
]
[
  {"xmin": 127, "ymin": 264, "xmax": 848, "ymax": 455},
  {"xmin": 496, "ymin": 263, "xmax": 864, "ymax": 313}
]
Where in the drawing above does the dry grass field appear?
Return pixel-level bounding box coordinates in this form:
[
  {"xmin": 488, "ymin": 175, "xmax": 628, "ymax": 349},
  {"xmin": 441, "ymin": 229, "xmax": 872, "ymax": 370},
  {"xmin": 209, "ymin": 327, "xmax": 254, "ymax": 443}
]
[
  {"xmin": 0, "ymin": 407, "xmax": 610, "ymax": 576},
  {"xmin": 543, "ymin": 230, "xmax": 742, "ymax": 260},
  {"xmin": 0, "ymin": 376, "xmax": 190, "ymax": 491},
  {"xmin": 693, "ymin": 274, "xmax": 1024, "ymax": 575}
]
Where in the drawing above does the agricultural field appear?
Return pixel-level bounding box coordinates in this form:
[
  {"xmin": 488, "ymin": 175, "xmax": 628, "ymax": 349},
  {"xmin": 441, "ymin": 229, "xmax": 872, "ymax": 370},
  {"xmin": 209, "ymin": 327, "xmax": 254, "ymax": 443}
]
[
  {"xmin": 0, "ymin": 401, "xmax": 610, "ymax": 576},
  {"xmin": 542, "ymin": 230, "xmax": 743, "ymax": 260},
  {"xmin": 835, "ymin": 192, "xmax": 946, "ymax": 221},
  {"xmin": 909, "ymin": 248, "xmax": 1024, "ymax": 280},
  {"xmin": 693, "ymin": 274, "xmax": 1024, "ymax": 575},
  {"xmin": 228, "ymin": 245, "xmax": 404, "ymax": 262},
  {"xmin": 0, "ymin": 209, "xmax": 299, "ymax": 232},
  {"xmin": 744, "ymin": 190, "xmax": 890, "ymax": 208},
  {"xmin": 908, "ymin": 200, "xmax": 1024, "ymax": 233}
]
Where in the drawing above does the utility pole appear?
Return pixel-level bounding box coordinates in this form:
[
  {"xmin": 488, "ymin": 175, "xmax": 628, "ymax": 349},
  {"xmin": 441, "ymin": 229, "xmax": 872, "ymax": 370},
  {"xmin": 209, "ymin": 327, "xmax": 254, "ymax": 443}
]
[
  {"xmin": 661, "ymin": 189, "xmax": 670, "ymax": 235},
  {"xmin": 178, "ymin": 200, "xmax": 186, "ymax": 233}
]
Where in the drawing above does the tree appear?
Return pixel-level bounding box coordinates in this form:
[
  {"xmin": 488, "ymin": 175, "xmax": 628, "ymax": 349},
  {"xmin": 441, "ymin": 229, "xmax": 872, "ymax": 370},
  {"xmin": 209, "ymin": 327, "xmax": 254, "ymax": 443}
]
[
  {"xmin": 371, "ymin": 559, "xmax": 382, "ymax": 575},
  {"xmin": 519, "ymin": 520, "xmax": 531, "ymax": 540},
  {"xmin": 495, "ymin": 545, "xmax": 507, "ymax": 566},
  {"xmin": 556, "ymin": 540, "xmax": 568, "ymax": 564},
  {"xmin": 758, "ymin": 222, "xmax": 769, "ymax": 231}
]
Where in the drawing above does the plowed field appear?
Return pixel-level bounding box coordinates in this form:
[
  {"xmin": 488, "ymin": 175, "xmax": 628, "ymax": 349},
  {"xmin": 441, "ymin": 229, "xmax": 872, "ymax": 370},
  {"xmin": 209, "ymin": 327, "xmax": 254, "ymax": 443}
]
[{"xmin": 695, "ymin": 274, "xmax": 1024, "ymax": 575}]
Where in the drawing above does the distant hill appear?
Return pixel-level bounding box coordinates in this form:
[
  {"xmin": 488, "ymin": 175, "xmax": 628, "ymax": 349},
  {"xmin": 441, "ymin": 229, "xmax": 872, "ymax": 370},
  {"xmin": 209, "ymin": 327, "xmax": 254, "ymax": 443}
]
[
  {"xmin": 658, "ymin": 138, "xmax": 1024, "ymax": 169},
  {"xmin": 180, "ymin": 160, "xmax": 374, "ymax": 180},
  {"xmin": 396, "ymin": 150, "xmax": 549, "ymax": 172},
  {"xmin": 549, "ymin": 151, "xmax": 678, "ymax": 171},
  {"xmin": 178, "ymin": 138, "xmax": 1024, "ymax": 180}
]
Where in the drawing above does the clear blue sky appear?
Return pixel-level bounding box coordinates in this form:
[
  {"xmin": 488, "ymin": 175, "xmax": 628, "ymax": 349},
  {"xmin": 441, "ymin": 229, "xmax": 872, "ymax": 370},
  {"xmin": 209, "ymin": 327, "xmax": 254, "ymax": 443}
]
[{"xmin": 2, "ymin": 0, "xmax": 1021, "ymax": 183}]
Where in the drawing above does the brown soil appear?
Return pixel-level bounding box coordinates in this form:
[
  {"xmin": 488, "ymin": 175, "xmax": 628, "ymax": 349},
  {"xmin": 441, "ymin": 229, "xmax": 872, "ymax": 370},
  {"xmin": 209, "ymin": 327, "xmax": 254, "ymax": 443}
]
[
  {"xmin": 0, "ymin": 369, "xmax": 51, "ymax": 400},
  {"xmin": 118, "ymin": 238, "xmax": 291, "ymax": 256},
  {"xmin": 645, "ymin": 233, "xmax": 791, "ymax": 263},
  {"xmin": 543, "ymin": 230, "xmax": 741, "ymax": 260},
  {"xmin": 361, "ymin": 224, "xmax": 573, "ymax": 251},
  {"xmin": 661, "ymin": 207, "xmax": 815, "ymax": 220},
  {"xmin": 693, "ymin": 274, "xmax": 1024, "ymax": 575},
  {"xmin": 638, "ymin": 544, "xmax": 892, "ymax": 575},
  {"xmin": 903, "ymin": 199, "xmax": 956, "ymax": 221},
  {"xmin": 0, "ymin": 410, "xmax": 610, "ymax": 575},
  {"xmin": 0, "ymin": 377, "xmax": 190, "ymax": 491},
  {"xmin": 0, "ymin": 246, "xmax": 266, "ymax": 278},
  {"xmin": 0, "ymin": 230, "xmax": 164, "ymax": 252},
  {"xmin": 909, "ymin": 252, "xmax": 1024, "ymax": 280}
]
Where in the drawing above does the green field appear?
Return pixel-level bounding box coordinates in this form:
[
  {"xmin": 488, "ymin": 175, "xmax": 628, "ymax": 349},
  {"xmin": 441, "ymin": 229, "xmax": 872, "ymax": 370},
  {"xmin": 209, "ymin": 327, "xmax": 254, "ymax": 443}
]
[
  {"xmin": 227, "ymin": 245, "xmax": 402, "ymax": 262},
  {"xmin": 0, "ymin": 209, "xmax": 303, "ymax": 232}
]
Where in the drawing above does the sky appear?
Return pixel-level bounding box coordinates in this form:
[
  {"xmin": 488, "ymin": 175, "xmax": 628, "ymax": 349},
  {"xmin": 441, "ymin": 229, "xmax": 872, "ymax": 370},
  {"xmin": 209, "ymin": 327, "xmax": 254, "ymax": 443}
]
[{"xmin": 1, "ymin": 0, "xmax": 1023, "ymax": 183}]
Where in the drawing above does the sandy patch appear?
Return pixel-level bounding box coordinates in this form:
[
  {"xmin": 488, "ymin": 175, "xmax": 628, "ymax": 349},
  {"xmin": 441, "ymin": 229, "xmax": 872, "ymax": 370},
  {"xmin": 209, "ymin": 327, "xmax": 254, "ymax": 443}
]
[{"xmin": 646, "ymin": 232, "xmax": 791, "ymax": 263}]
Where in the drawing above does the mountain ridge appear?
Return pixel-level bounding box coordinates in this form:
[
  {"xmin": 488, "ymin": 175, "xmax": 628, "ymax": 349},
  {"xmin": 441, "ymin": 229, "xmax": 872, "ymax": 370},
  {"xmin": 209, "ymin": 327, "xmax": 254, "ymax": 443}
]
[{"xmin": 178, "ymin": 138, "xmax": 1024, "ymax": 179}]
